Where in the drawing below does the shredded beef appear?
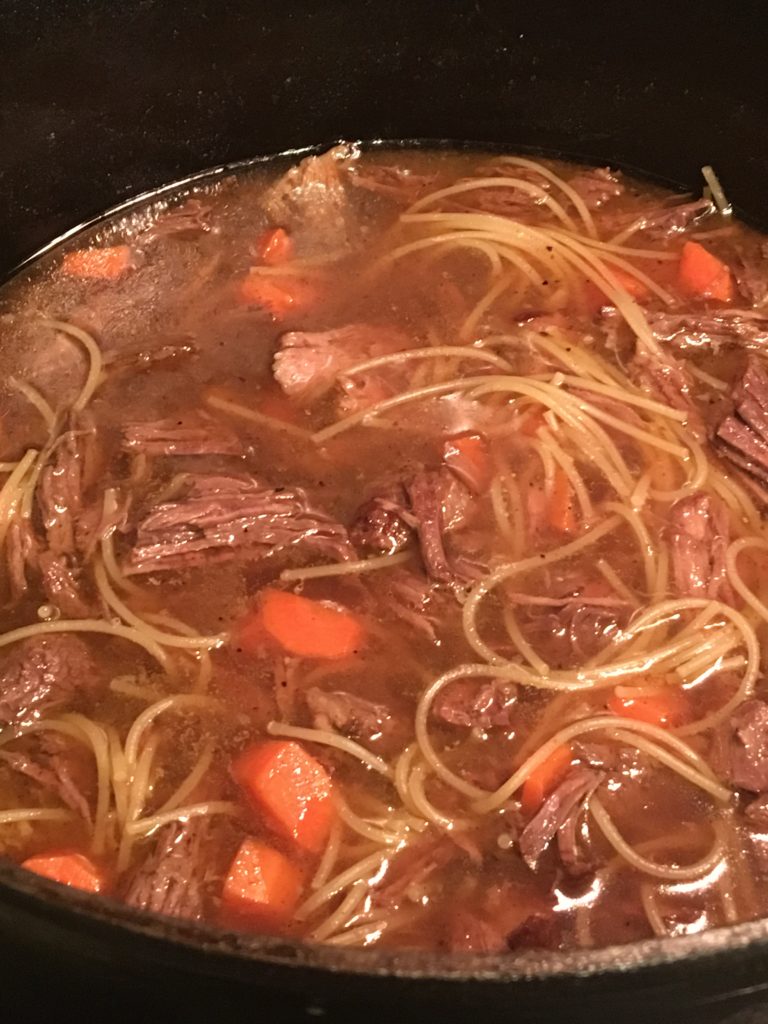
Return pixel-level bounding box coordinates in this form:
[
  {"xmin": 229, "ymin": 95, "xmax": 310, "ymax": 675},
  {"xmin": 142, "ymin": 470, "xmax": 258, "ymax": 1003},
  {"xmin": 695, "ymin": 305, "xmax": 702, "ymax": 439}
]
[
  {"xmin": 405, "ymin": 468, "xmax": 475, "ymax": 584},
  {"xmin": 734, "ymin": 244, "xmax": 768, "ymax": 308},
  {"xmin": 746, "ymin": 793, "xmax": 768, "ymax": 826},
  {"xmin": 716, "ymin": 356, "xmax": 768, "ymax": 484},
  {"xmin": 261, "ymin": 144, "xmax": 359, "ymax": 252},
  {"xmin": 123, "ymin": 820, "xmax": 209, "ymax": 920},
  {"xmin": 668, "ymin": 493, "xmax": 732, "ymax": 602},
  {"xmin": 305, "ymin": 687, "xmax": 393, "ymax": 743},
  {"xmin": 380, "ymin": 568, "xmax": 446, "ymax": 641},
  {"xmin": 347, "ymin": 164, "xmax": 437, "ymax": 204},
  {"xmin": 630, "ymin": 349, "xmax": 704, "ymax": 435},
  {"xmin": 445, "ymin": 162, "xmax": 551, "ymax": 217},
  {"xmin": 447, "ymin": 910, "xmax": 507, "ymax": 953},
  {"xmin": 37, "ymin": 551, "xmax": 92, "ymax": 618},
  {"xmin": 518, "ymin": 767, "xmax": 603, "ymax": 871},
  {"xmin": 647, "ymin": 310, "xmax": 768, "ymax": 354},
  {"xmin": 121, "ymin": 413, "xmax": 242, "ymax": 456},
  {"xmin": 0, "ymin": 635, "xmax": 98, "ymax": 729},
  {"xmin": 432, "ymin": 679, "xmax": 516, "ymax": 729},
  {"xmin": 273, "ymin": 323, "xmax": 408, "ymax": 405},
  {"xmin": 127, "ymin": 473, "xmax": 354, "ymax": 574},
  {"xmin": 568, "ymin": 167, "xmax": 623, "ymax": 209},
  {"xmin": 623, "ymin": 196, "xmax": 713, "ymax": 241},
  {"xmin": 37, "ymin": 425, "xmax": 91, "ymax": 558},
  {"xmin": 6, "ymin": 519, "xmax": 39, "ymax": 600},
  {"xmin": 0, "ymin": 734, "xmax": 92, "ymax": 821},
  {"xmin": 728, "ymin": 700, "xmax": 768, "ymax": 792}
]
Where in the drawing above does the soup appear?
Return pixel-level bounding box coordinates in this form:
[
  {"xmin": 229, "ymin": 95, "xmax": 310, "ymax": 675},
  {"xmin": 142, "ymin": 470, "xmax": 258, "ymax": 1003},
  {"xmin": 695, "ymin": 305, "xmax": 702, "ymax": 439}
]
[{"xmin": 0, "ymin": 144, "xmax": 767, "ymax": 953}]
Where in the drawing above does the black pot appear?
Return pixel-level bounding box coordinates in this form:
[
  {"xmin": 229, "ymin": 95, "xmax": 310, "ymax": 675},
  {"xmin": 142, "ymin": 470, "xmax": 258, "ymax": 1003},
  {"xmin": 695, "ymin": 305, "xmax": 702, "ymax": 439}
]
[{"xmin": 2, "ymin": 2, "xmax": 768, "ymax": 1020}]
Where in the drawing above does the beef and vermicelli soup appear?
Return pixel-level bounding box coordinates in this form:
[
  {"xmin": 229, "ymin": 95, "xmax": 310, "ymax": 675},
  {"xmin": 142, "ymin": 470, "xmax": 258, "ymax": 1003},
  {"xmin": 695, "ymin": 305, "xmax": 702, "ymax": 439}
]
[{"xmin": 0, "ymin": 144, "xmax": 767, "ymax": 953}]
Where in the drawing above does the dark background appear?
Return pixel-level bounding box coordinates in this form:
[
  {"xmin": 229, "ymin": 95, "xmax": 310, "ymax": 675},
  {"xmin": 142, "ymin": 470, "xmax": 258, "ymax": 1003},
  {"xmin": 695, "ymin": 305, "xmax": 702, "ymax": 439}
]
[{"xmin": 1, "ymin": 1, "xmax": 768, "ymax": 1020}]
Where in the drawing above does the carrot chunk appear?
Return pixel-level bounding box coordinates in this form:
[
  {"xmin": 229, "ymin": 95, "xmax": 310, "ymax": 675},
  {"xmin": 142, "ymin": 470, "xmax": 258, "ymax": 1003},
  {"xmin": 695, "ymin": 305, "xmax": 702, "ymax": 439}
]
[
  {"xmin": 61, "ymin": 245, "xmax": 133, "ymax": 280},
  {"xmin": 520, "ymin": 745, "xmax": 573, "ymax": 815},
  {"xmin": 221, "ymin": 838, "xmax": 303, "ymax": 929},
  {"xmin": 678, "ymin": 241, "xmax": 734, "ymax": 302},
  {"xmin": 256, "ymin": 227, "xmax": 294, "ymax": 265},
  {"xmin": 608, "ymin": 686, "xmax": 690, "ymax": 728},
  {"xmin": 584, "ymin": 266, "xmax": 649, "ymax": 312},
  {"xmin": 443, "ymin": 433, "xmax": 492, "ymax": 493},
  {"xmin": 238, "ymin": 271, "xmax": 318, "ymax": 316},
  {"xmin": 548, "ymin": 466, "xmax": 577, "ymax": 534},
  {"xmin": 246, "ymin": 588, "xmax": 365, "ymax": 660},
  {"xmin": 232, "ymin": 739, "xmax": 335, "ymax": 854},
  {"xmin": 21, "ymin": 851, "xmax": 106, "ymax": 893}
]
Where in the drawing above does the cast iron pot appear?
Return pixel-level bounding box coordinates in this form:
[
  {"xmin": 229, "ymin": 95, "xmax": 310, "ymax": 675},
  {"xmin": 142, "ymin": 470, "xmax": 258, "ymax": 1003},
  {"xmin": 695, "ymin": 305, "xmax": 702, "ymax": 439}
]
[{"xmin": 1, "ymin": 2, "xmax": 767, "ymax": 1020}]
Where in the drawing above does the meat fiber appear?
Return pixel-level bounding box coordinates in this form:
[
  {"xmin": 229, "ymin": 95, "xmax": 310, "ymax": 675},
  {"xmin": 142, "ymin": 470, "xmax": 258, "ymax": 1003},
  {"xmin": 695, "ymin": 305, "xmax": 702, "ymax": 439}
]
[
  {"xmin": 0, "ymin": 635, "xmax": 98, "ymax": 729},
  {"xmin": 716, "ymin": 357, "xmax": 768, "ymax": 485},
  {"xmin": 647, "ymin": 310, "xmax": 768, "ymax": 354},
  {"xmin": 127, "ymin": 473, "xmax": 354, "ymax": 574},
  {"xmin": 518, "ymin": 767, "xmax": 603, "ymax": 871},
  {"xmin": 121, "ymin": 413, "xmax": 242, "ymax": 456},
  {"xmin": 432, "ymin": 679, "xmax": 517, "ymax": 729},
  {"xmin": 668, "ymin": 493, "xmax": 732, "ymax": 602},
  {"xmin": 305, "ymin": 687, "xmax": 393, "ymax": 743},
  {"xmin": 728, "ymin": 700, "xmax": 768, "ymax": 792},
  {"xmin": 347, "ymin": 164, "xmax": 437, "ymax": 204}
]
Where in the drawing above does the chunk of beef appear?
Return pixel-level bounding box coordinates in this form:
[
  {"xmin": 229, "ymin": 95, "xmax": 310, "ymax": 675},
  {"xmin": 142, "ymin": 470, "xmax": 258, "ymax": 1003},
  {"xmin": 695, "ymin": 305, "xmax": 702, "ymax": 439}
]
[
  {"xmin": 630, "ymin": 349, "xmax": 705, "ymax": 436},
  {"xmin": 716, "ymin": 356, "xmax": 768, "ymax": 484},
  {"xmin": 728, "ymin": 700, "xmax": 768, "ymax": 792},
  {"xmin": 432, "ymin": 679, "xmax": 516, "ymax": 729},
  {"xmin": 447, "ymin": 910, "xmax": 507, "ymax": 953},
  {"xmin": 274, "ymin": 323, "xmax": 408, "ymax": 405},
  {"xmin": 507, "ymin": 913, "xmax": 563, "ymax": 951},
  {"xmin": 734, "ymin": 243, "xmax": 768, "ymax": 308},
  {"xmin": 0, "ymin": 635, "xmax": 98, "ymax": 729},
  {"xmin": 138, "ymin": 198, "xmax": 213, "ymax": 244},
  {"xmin": 261, "ymin": 144, "xmax": 359, "ymax": 252},
  {"xmin": 347, "ymin": 164, "xmax": 437, "ymax": 204},
  {"xmin": 349, "ymin": 484, "xmax": 415, "ymax": 555},
  {"xmin": 568, "ymin": 167, "xmax": 623, "ymax": 209},
  {"xmin": 123, "ymin": 820, "xmax": 209, "ymax": 920},
  {"xmin": 668, "ymin": 493, "xmax": 732, "ymax": 602},
  {"xmin": 305, "ymin": 687, "xmax": 393, "ymax": 743},
  {"xmin": 647, "ymin": 310, "xmax": 768, "ymax": 354},
  {"xmin": 373, "ymin": 838, "xmax": 457, "ymax": 907},
  {"xmin": 745, "ymin": 792, "xmax": 768, "ymax": 826},
  {"xmin": 121, "ymin": 413, "xmax": 242, "ymax": 456},
  {"xmin": 0, "ymin": 733, "xmax": 92, "ymax": 821},
  {"xmin": 37, "ymin": 551, "xmax": 92, "ymax": 618},
  {"xmin": 406, "ymin": 468, "xmax": 475, "ymax": 584},
  {"xmin": 518, "ymin": 767, "xmax": 603, "ymax": 871},
  {"xmin": 127, "ymin": 473, "xmax": 354, "ymax": 574}
]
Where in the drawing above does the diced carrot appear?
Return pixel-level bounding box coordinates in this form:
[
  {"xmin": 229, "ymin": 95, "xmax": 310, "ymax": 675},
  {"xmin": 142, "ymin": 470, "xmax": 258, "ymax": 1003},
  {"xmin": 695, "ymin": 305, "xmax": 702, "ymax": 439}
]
[
  {"xmin": 220, "ymin": 838, "xmax": 303, "ymax": 930},
  {"xmin": 252, "ymin": 588, "xmax": 365, "ymax": 660},
  {"xmin": 61, "ymin": 245, "xmax": 133, "ymax": 280},
  {"xmin": 232, "ymin": 739, "xmax": 335, "ymax": 854},
  {"xmin": 584, "ymin": 267, "xmax": 649, "ymax": 313},
  {"xmin": 608, "ymin": 685, "xmax": 690, "ymax": 728},
  {"xmin": 678, "ymin": 241, "xmax": 734, "ymax": 302},
  {"xmin": 520, "ymin": 745, "xmax": 573, "ymax": 816},
  {"xmin": 238, "ymin": 271, "xmax": 319, "ymax": 316},
  {"xmin": 21, "ymin": 851, "xmax": 106, "ymax": 893},
  {"xmin": 548, "ymin": 466, "xmax": 577, "ymax": 534},
  {"xmin": 443, "ymin": 433, "xmax": 493, "ymax": 493},
  {"xmin": 256, "ymin": 227, "xmax": 294, "ymax": 265}
]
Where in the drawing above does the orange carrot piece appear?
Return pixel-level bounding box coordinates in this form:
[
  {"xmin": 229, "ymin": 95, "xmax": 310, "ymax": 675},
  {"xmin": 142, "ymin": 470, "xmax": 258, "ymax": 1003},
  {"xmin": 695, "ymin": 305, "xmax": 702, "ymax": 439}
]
[
  {"xmin": 443, "ymin": 433, "xmax": 493, "ymax": 493},
  {"xmin": 678, "ymin": 241, "xmax": 734, "ymax": 302},
  {"xmin": 520, "ymin": 745, "xmax": 573, "ymax": 815},
  {"xmin": 608, "ymin": 687, "xmax": 689, "ymax": 728},
  {"xmin": 238, "ymin": 271, "xmax": 318, "ymax": 316},
  {"xmin": 21, "ymin": 851, "xmax": 106, "ymax": 893},
  {"xmin": 61, "ymin": 245, "xmax": 133, "ymax": 280},
  {"xmin": 549, "ymin": 466, "xmax": 577, "ymax": 533},
  {"xmin": 232, "ymin": 739, "xmax": 335, "ymax": 854},
  {"xmin": 584, "ymin": 267, "xmax": 649, "ymax": 312},
  {"xmin": 256, "ymin": 227, "xmax": 294, "ymax": 265},
  {"xmin": 220, "ymin": 838, "xmax": 303, "ymax": 929},
  {"xmin": 254, "ymin": 588, "xmax": 364, "ymax": 660}
]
